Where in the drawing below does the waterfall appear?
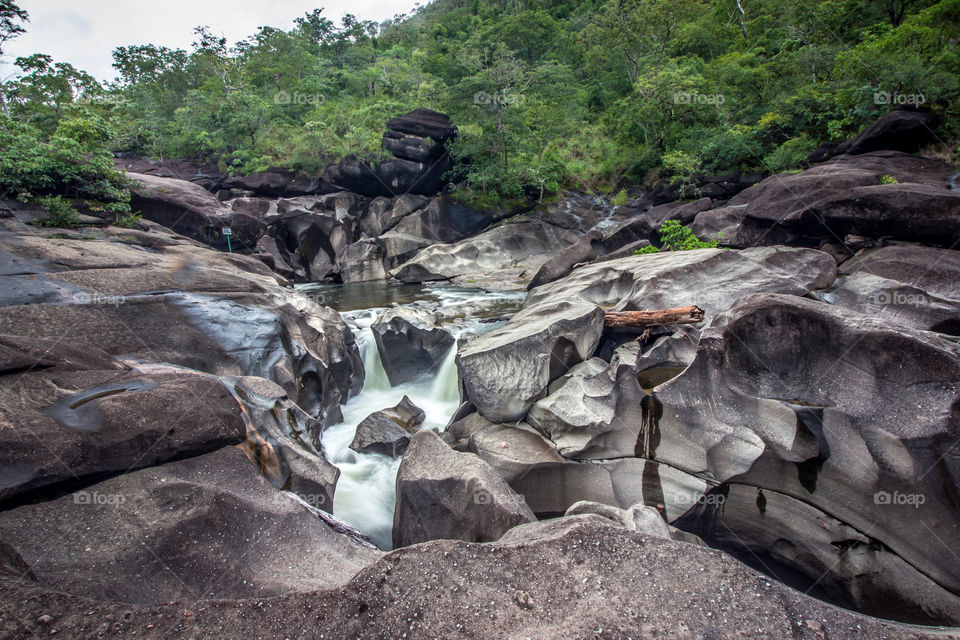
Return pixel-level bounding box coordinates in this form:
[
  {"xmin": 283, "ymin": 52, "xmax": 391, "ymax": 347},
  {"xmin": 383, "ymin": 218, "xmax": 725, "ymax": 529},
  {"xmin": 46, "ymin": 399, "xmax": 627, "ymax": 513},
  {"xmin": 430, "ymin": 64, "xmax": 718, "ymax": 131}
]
[
  {"xmin": 318, "ymin": 293, "xmax": 521, "ymax": 550},
  {"xmin": 360, "ymin": 328, "xmax": 391, "ymax": 392},
  {"xmin": 431, "ymin": 344, "xmax": 460, "ymax": 408}
]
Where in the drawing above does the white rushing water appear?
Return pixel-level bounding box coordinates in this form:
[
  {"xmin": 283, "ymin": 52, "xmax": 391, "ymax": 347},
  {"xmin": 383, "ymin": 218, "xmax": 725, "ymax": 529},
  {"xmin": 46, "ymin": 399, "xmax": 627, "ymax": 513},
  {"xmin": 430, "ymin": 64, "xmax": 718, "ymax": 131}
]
[{"xmin": 320, "ymin": 288, "xmax": 522, "ymax": 550}]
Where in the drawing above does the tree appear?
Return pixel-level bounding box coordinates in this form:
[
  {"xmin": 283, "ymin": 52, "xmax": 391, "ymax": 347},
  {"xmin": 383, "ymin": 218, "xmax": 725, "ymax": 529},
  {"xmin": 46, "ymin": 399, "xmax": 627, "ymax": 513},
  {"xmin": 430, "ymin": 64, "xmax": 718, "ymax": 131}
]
[{"xmin": 0, "ymin": 0, "xmax": 28, "ymax": 117}]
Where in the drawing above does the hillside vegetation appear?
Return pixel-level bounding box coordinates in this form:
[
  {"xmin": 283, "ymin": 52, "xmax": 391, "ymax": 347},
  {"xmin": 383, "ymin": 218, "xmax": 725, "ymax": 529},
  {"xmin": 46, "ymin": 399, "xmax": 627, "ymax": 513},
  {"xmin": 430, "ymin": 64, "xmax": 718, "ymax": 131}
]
[{"xmin": 1, "ymin": 0, "xmax": 958, "ymax": 206}]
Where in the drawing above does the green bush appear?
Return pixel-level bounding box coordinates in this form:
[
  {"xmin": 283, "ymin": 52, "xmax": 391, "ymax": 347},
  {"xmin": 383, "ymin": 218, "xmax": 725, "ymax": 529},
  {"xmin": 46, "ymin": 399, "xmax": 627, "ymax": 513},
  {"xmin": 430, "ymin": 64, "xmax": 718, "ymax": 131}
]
[
  {"xmin": 0, "ymin": 119, "xmax": 132, "ymax": 211},
  {"xmin": 611, "ymin": 188, "xmax": 629, "ymax": 206},
  {"xmin": 879, "ymin": 174, "xmax": 899, "ymax": 184},
  {"xmin": 25, "ymin": 194, "xmax": 81, "ymax": 228},
  {"xmin": 764, "ymin": 136, "xmax": 817, "ymax": 173},
  {"xmin": 634, "ymin": 220, "xmax": 720, "ymax": 255},
  {"xmin": 115, "ymin": 212, "xmax": 142, "ymax": 228}
]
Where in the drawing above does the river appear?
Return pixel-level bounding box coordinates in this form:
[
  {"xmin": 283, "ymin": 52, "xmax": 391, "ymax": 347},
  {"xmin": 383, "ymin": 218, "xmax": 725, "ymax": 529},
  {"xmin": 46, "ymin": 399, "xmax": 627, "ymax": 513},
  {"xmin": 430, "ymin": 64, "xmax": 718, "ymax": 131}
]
[{"xmin": 297, "ymin": 282, "xmax": 525, "ymax": 548}]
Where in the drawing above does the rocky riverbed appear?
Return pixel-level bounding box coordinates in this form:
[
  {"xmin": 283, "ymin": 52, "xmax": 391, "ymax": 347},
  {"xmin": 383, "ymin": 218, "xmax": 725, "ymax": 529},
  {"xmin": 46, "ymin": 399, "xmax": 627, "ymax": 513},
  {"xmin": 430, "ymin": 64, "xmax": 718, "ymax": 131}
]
[{"xmin": 1, "ymin": 107, "xmax": 959, "ymax": 638}]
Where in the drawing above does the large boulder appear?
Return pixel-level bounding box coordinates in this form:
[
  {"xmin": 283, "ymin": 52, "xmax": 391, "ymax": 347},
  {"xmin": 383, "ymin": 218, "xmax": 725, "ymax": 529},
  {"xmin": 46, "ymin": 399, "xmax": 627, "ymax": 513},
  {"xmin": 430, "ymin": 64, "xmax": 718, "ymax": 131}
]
[
  {"xmin": 357, "ymin": 194, "xmax": 428, "ymax": 237},
  {"xmin": 833, "ymin": 106, "xmax": 939, "ymax": 156},
  {"xmin": 0, "ymin": 367, "xmax": 245, "ymax": 506},
  {"xmin": 691, "ymin": 151, "xmax": 960, "ymax": 248},
  {"xmin": 349, "ymin": 396, "xmax": 426, "ymax": 457},
  {"xmin": 128, "ymin": 172, "xmax": 264, "ymax": 251},
  {"xmin": 222, "ymin": 166, "xmax": 333, "ymax": 197},
  {"xmin": 528, "ymin": 229, "xmax": 604, "ymax": 290},
  {"xmin": 0, "ymin": 515, "xmax": 949, "ymax": 638},
  {"xmin": 0, "ymin": 215, "xmax": 362, "ymax": 432},
  {"xmin": 393, "ymin": 219, "xmax": 580, "ymax": 287},
  {"xmin": 371, "ymin": 306, "xmax": 455, "ymax": 385},
  {"xmin": 0, "ymin": 447, "xmax": 380, "ymax": 604},
  {"xmin": 673, "ymin": 482, "xmax": 960, "ymax": 625},
  {"xmin": 826, "ymin": 244, "xmax": 960, "ymax": 334},
  {"xmin": 337, "ymin": 239, "xmax": 389, "ymax": 283},
  {"xmin": 456, "ymin": 300, "xmax": 605, "ymax": 423},
  {"xmin": 393, "ymin": 430, "xmax": 535, "ymax": 547},
  {"xmin": 0, "ymin": 514, "xmax": 956, "ymax": 640},
  {"xmin": 527, "ymin": 342, "xmax": 647, "ymax": 460},
  {"xmin": 385, "ymin": 108, "xmax": 458, "ymax": 142},
  {"xmin": 651, "ymin": 293, "xmax": 960, "ymax": 601},
  {"xmin": 525, "ymin": 246, "xmax": 836, "ymax": 325}
]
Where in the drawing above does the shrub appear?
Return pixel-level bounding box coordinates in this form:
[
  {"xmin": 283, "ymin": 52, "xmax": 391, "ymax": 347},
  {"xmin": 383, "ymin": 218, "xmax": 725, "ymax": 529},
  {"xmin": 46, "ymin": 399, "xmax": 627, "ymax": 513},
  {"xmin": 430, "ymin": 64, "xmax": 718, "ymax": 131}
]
[
  {"xmin": 611, "ymin": 188, "xmax": 629, "ymax": 206},
  {"xmin": 764, "ymin": 136, "xmax": 816, "ymax": 173},
  {"xmin": 634, "ymin": 220, "xmax": 720, "ymax": 255},
  {"xmin": 25, "ymin": 194, "xmax": 81, "ymax": 228},
  {"xmin": 879, "ymin": 174, "xmax": 899, "ymax": 184}
]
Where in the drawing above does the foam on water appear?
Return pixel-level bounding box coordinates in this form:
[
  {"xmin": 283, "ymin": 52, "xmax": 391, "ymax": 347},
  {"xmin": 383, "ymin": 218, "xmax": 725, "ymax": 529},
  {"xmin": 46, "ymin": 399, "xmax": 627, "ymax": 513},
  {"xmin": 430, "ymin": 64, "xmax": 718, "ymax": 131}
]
[{"xmin": 321, "ymin": 293, "xmax": 516, "ymax": 550}]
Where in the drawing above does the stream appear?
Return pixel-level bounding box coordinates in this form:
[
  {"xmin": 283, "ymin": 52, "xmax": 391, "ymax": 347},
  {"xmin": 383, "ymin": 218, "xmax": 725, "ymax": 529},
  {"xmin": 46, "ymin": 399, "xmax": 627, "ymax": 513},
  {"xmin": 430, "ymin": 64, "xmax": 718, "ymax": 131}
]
[{"xmin": 298, "ymin": 282, "xmax": 525, "ymax": 549}]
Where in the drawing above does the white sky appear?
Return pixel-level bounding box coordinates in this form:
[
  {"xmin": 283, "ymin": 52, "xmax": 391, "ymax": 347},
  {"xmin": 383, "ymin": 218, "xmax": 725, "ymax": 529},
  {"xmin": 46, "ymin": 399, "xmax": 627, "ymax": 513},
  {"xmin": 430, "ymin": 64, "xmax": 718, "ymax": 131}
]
[{"xmin": 1, "ymin": 0, "xmax": 420, "ymax": 83}]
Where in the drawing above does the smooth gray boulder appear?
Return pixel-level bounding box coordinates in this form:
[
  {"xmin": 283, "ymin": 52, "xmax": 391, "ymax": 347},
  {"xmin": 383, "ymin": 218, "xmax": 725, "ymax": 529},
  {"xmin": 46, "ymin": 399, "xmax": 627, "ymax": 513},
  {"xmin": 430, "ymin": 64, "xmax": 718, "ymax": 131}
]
[
  {"xmin": 527, "ymin": 342, "xmax": 647, "ymax": 459},
  {"xmin": 456, "ymin": 299, "xmax": 605, "ymax": 423},
  {"xmin": 674, "ymin": 482, "xmax": 960, "ymax": 625},
  {"xmin": 0, "ymin": 447, "xmax": 380, "ymax": 604},
  {"xmin": 826, "ymin": 244, "xmax": 960, "ymax": 333},
  {"xmin": 564, "ymin": 501, "xmax": 671, "ymax": 540},
  {"xmin": 349, "ymin": 396, "xmax": 426, "ymax": 457},
  {"xmin": 337, "ymin": 238, "xmax": 389, "ymax": 283},
  {"xmin": 358, "ymin": 194, "xmax": 428, "ymax": 237},
  {"xmin": 523, "ymin": 246, "xmax": 836, "ymax": 325},
  {"xmin": 393, "ymin": 430, "xmax": 535, "ymax": 547},
  {"xmin": 462, "ymin": 415, "xmax": 566, "ymax": 481},
  {"xmin": 653, "ymin": 293, "xmax": 960, "ymax": 599},
  {"xmin": 691, "ymin": 151, "xmax": 960, "ymax": 248},
  {"xmin": 392, "ymin": 219, "xmax": 579, "ymax": 286},
  {"xmin": 0, "ymin": 368, "xmax": 246, "ymax": 505},
  {"xmin": 371, "ymin": 306, "xmax": 455, "ymax": 385}
]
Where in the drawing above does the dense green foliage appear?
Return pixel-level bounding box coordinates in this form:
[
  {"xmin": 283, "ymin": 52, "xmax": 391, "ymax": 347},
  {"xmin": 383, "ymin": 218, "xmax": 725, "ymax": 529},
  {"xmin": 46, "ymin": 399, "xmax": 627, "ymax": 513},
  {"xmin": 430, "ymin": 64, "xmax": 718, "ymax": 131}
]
[
  {"xmin": 1, "ymin": 0, "xmax": 958, "ymax": 207},
  {"xmin": 635, "ymin": 220, "xmax": 721, "ymax": 254}
]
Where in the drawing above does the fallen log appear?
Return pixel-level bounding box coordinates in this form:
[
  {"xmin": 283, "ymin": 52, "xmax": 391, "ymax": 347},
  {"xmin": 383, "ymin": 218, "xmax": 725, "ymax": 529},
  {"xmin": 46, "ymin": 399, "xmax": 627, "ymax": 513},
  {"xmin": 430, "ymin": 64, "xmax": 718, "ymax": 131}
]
[{"xmin": 604, "ymin": 305, "xmax": 705, "ymax": 329}]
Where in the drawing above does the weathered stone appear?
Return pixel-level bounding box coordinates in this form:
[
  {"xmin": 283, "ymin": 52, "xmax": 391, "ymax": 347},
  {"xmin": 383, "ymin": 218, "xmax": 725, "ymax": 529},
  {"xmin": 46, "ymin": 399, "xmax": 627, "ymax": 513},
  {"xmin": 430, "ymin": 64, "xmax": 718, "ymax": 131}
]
[{"xmin": 393, "ymin": 430, "xmax": 535, "ymax": 547}]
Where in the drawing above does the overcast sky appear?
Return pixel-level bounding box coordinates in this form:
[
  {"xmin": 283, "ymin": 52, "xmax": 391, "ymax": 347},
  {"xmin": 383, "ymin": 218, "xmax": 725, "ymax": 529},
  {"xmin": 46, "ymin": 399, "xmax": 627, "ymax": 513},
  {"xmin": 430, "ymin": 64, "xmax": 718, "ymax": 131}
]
[{"xmin": 2, "ymin": 0, "xmax": 420, "ymax": 83}]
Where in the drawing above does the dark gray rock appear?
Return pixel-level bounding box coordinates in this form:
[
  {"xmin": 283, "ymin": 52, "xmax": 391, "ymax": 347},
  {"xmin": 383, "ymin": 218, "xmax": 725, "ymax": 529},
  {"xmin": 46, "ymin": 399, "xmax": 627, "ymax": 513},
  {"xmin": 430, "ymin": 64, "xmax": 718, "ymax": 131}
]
[
  {"xmin": 349, "ymin": 396, "xmax": 426, "ymax": 457},
  {"xmin": 0, "ymin": 515, "xmax": 948, "ymax": 639},
  {"xmin": 393, "ymin": 430, "xmax": 535, "ymax": 547},
  {"xmin": 128, "ymin": 172, "xmax": 264, "ymax": 252},
  {"xmin": 834, "ymin": 107, "xmax": 939, "ymax": 156},
  {"xmin": 653, "ymin": 293, "xmax": 960, "ymax": 601},
  {"xmin": 0, "ymin": 447, "xmax": 380, "ymax": 604},
  {"xmin": 456, "ymin": 299, "xmax": 605, "ymax": 423},
  {"xmin": 372, "ymin": 307, "xmax": 455, "ymax": 385},
  {"xmin": 826, "ymin": 244, "xmax": 960, "ymax": 334}
]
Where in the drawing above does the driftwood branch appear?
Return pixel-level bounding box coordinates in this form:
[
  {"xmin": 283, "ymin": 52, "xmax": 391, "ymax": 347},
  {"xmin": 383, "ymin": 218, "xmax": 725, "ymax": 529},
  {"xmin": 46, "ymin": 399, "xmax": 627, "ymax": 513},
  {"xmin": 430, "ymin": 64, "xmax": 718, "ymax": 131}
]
[{"xmin": 604, "ymin": 305, "xmax": 705, "ymax": 330}]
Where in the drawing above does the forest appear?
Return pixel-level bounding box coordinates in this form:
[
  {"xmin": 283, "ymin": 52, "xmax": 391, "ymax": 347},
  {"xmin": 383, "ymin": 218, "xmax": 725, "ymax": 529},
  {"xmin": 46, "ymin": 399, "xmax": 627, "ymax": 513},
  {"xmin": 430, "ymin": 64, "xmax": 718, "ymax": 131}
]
[{"xmin": 1, "ymin": 0, "xmax": 958, "ymax": 211}]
